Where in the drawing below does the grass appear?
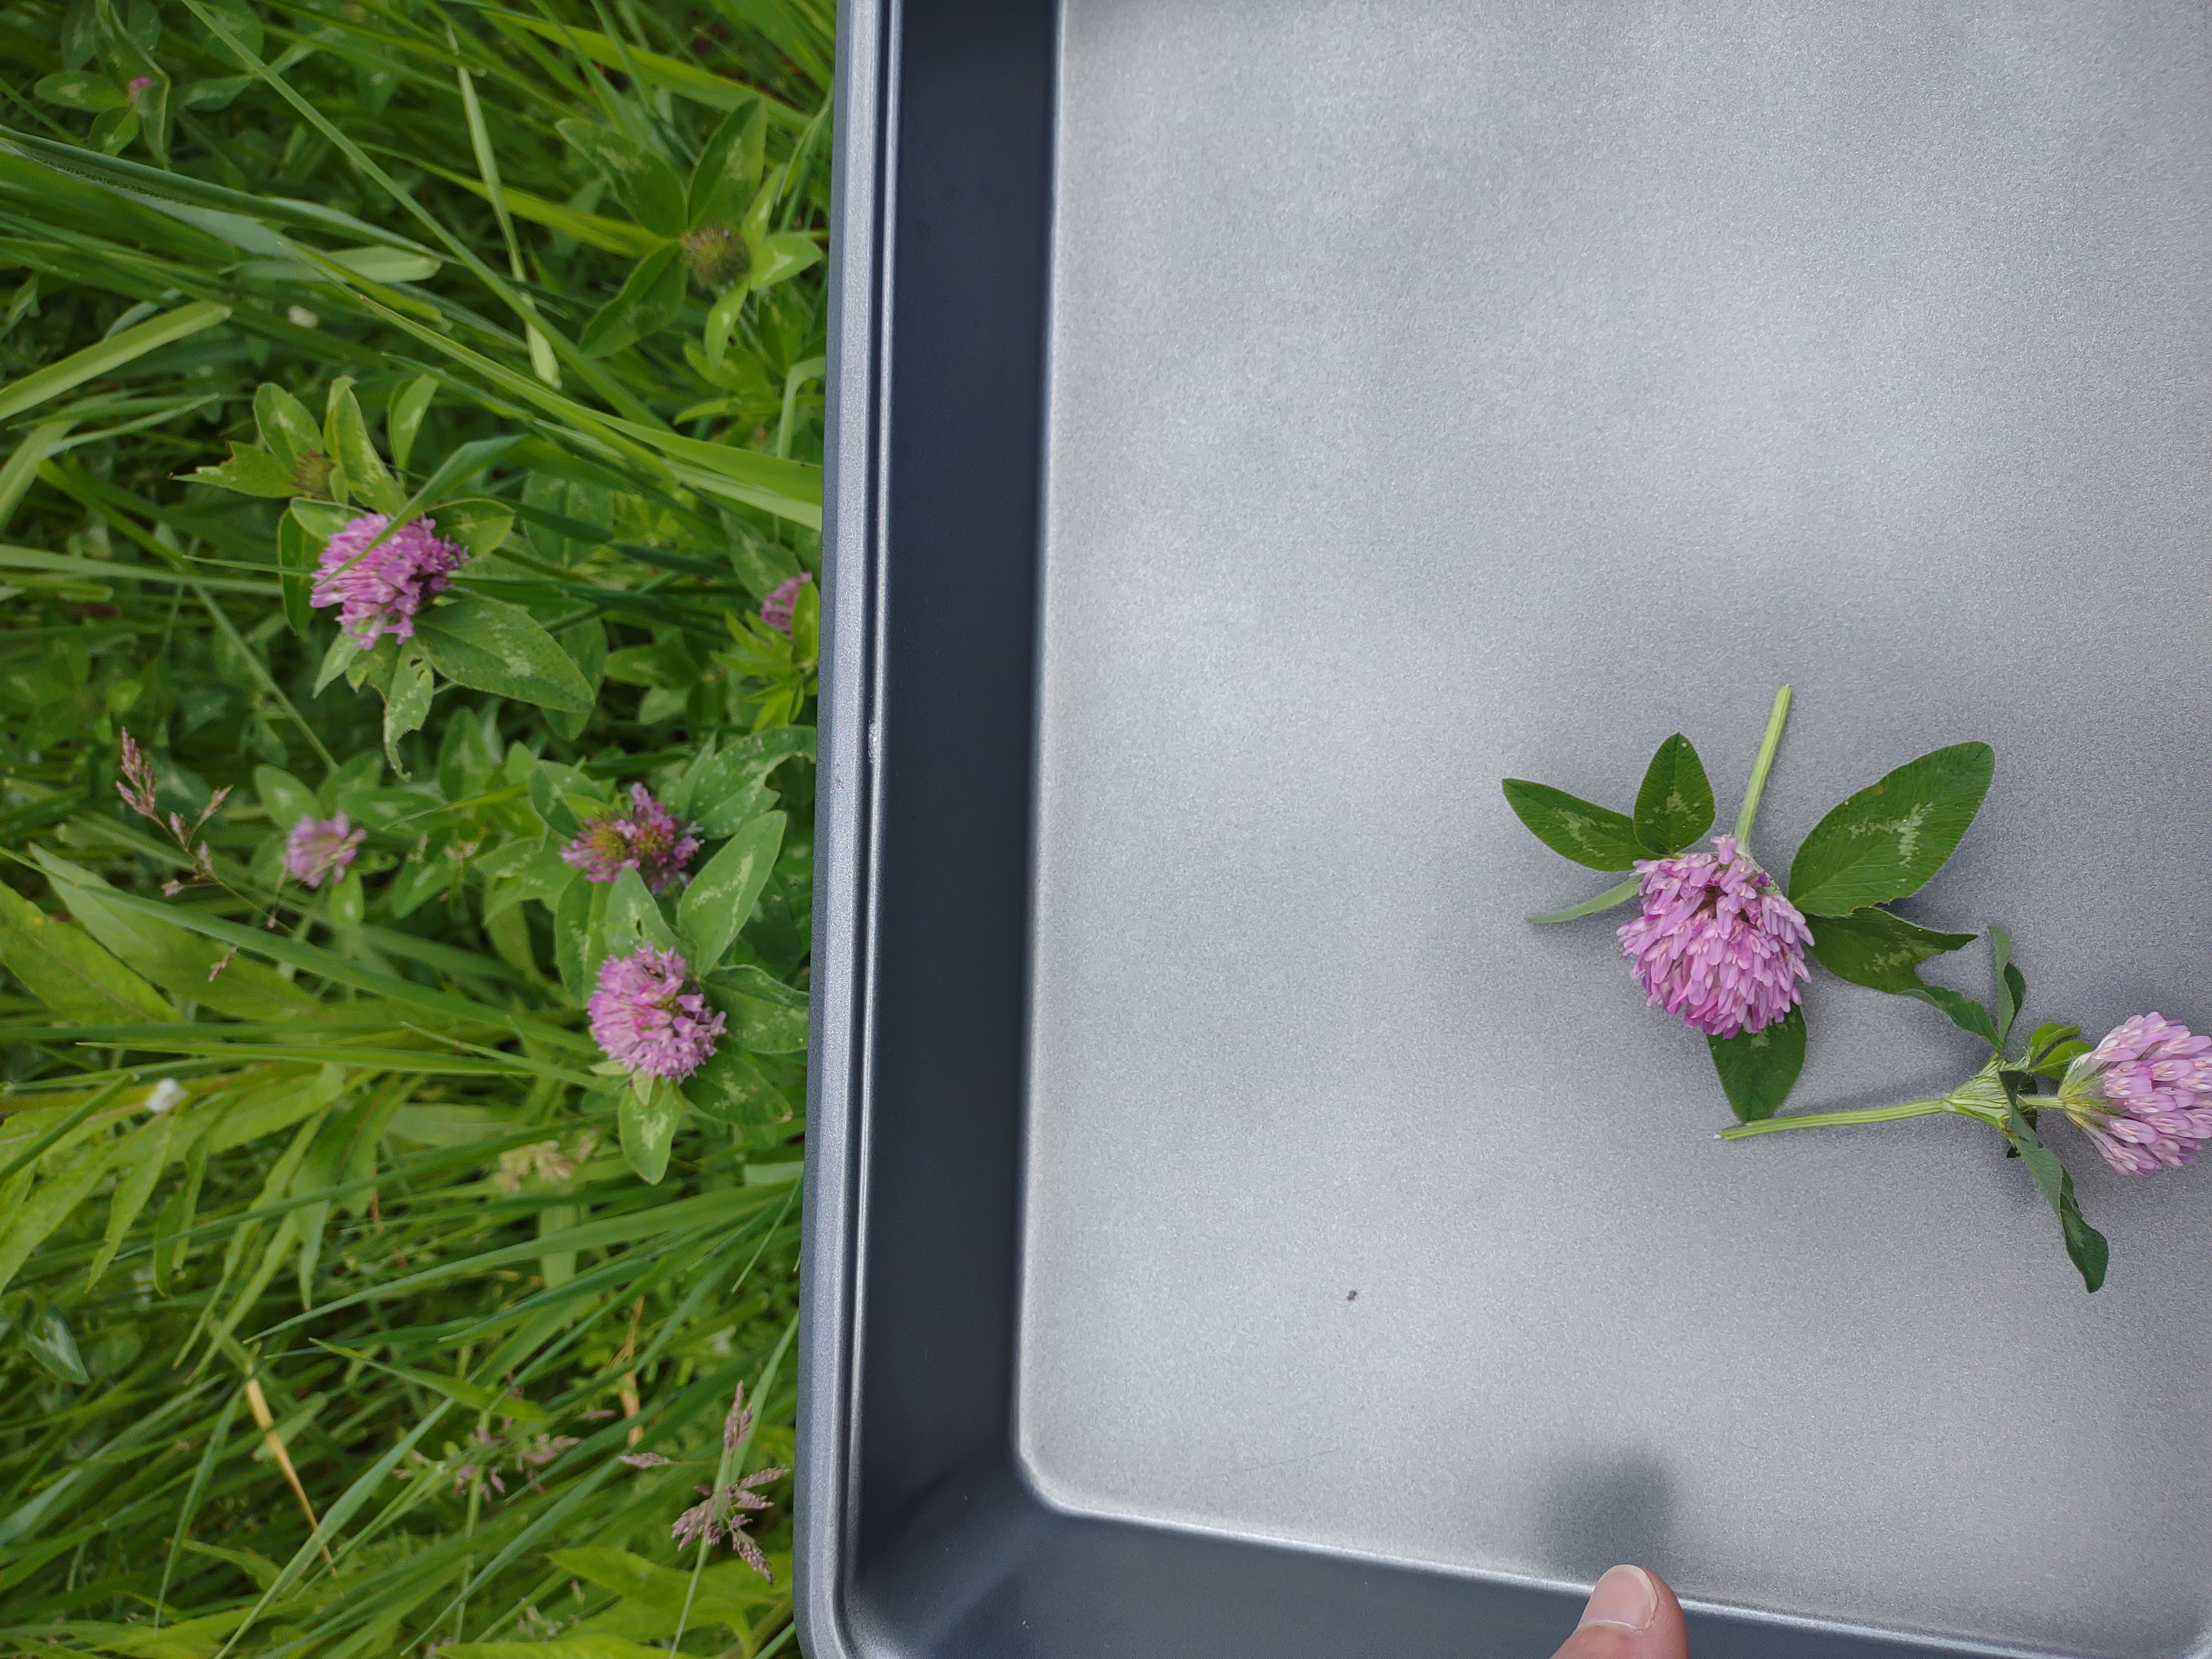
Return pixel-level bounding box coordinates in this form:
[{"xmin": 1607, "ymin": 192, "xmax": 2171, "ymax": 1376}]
[{"xmin": 0, "ymin": 0, "xmax": 833, "ymax": 1650}]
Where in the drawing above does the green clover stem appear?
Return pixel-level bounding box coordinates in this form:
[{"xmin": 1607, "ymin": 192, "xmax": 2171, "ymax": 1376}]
[
  {"xmin": 1733, "ymin": 684, "xmax": 1793, "ymax": 849},
  {"xmin": 1720, "ymin": 1098, "xmax": 1949, "ymax": 1138},
  {"xmin": 1719, "ymin": 1058, "xmax": 2014, "ymax": 1139}
]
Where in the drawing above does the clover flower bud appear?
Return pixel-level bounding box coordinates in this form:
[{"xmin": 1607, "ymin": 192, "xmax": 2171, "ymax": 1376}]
[
  {"xmin": 760, "ymin": 573, "xmax": 811, "ymax": 636},
  {"xmin": 284, "ymin": 813, "xmax": 364, "ymax": 888},
  {"xmin": 2055, "ymin": 1013, "xmax": 2212, "ymax": 1174},
  {"xmin": 560, "ymin": 785, "xmax": 701, "ymax": 893}
]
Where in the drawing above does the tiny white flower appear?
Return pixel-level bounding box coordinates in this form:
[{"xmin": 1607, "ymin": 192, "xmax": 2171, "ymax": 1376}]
[
  {"xmin": 287, "ymin": 305, "xmax": 320, "ymax": 328},
  {"xmin": 144, "ymin": 1078, "xmax": 187, "ymax": 1114}
]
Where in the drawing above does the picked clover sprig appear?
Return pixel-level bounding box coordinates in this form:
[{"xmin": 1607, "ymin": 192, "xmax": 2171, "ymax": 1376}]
[
  {"xmin": 1725, "ymin": 931, "xmax": 2212, "ymax": 1291},
  {"xmin": 1505, "ymin": 686, "xmax": 1994, "ymax": 1120},
  {"xmin": 1505, "ymin": 690, "xmax": 2209, "ymax": 1291}
]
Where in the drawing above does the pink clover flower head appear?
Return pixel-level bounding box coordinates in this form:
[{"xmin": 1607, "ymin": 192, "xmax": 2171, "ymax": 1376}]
[
  {"xmin": 1616, "ymin": 832, "xmax": 1811, "ymax": 1039},
  {"xmin": 310, "ymin": 513, "xmax": 468, "ymax": 647},
  {"xmin": 284, "ymin": 813, "xmax": 364, "ymax": 888},
  {"xmin": 588, "ymin": 946, "xmax": 726, "ymax": 1081},
  {"xmin": 760, "ymin": 572, "xmax": 811, "ymax": 635},
  {"xmin": 560, "ymin": 784, "xmax": 701, "ymax": 892},
  {"xmin": 2056, "ymin": 1013, "xmax": 2212, "ymax": 1175}
]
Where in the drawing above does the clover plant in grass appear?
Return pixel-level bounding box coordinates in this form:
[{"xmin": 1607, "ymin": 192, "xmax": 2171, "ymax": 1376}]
[{"xmin": 0, "ymin": 0, "xmax": 830, "ymax": 1644}]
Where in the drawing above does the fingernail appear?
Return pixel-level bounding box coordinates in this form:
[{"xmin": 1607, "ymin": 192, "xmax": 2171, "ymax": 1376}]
[{"xmin": 1576, "ymin": 1564, "xmax": 1657, "ymax": 1632}]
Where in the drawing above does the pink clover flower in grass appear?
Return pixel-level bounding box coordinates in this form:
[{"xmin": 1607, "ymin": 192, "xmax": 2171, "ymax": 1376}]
[
  {"xmin": 588, "ymin": 946, "xmax": 725, "ymax": 1081},
  {"xmin": 2056, "ymin": 1013, "xmax": 2212, "ymax": 1175},
  {"xmin": 560, "ymin": 784, "xmax": 701, "ymax": 893},
  {"xmin": 311, "ymin": 512, "xmax": 468, "ymax": 647},
  {"xmin": 760, "ymin": 573, "xmax": 811, "ymax": 635},
  {"xmin": 284, "ymin": 814, "xmax": 364, "ymax": 888},
  {"xmin": 1617, "ymin": 832, "xmax": 1811, "ymax": 1039}
]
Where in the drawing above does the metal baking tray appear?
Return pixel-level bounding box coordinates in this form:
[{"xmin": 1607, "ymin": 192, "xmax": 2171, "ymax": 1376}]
[{"xmin": 797, "ymin": 1, "xmax": 2212, "ymax": 1653}]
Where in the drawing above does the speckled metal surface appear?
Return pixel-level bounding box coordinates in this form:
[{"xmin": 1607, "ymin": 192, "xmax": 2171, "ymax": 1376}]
[{"xmin": 1018, "ymin": 3, "xmax": 2212, "ymax": 1654}]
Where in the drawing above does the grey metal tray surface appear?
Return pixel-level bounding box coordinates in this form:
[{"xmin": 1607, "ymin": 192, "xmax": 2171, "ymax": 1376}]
[{"xmin": 799, "ymin": 2, "xmax": 2212, "ymax": 1655}]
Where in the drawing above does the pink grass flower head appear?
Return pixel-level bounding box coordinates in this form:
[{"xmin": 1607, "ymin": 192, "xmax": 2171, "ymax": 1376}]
[
  {"xmin": 311, "ymin": 513, "xmax": 468, "ymax": 646},
  {"xmin": 116, "ymin": 728, "xmax": 159, "ymax": 819},
  {"xmin": 588, "ymin": 946, "xmax": 725, "ymax": 1081},
  {"xmin": 284, "ymin": 813, "xmax": 364, "ymax": 888},
  {"xmin": 760, "ymin": 573, "xmax": 811, "ymax": 635},
  {"xmin": 560, "ymin": 785, "xmax": 701, "ymax": 893},
  {"xmin": 1617, "ymin": 833, "xmax": 1812, "ymax": 1039},
  {"xmin": 2055, "ymin": 1014, "xmax": 2212, "ymax": 1175}
]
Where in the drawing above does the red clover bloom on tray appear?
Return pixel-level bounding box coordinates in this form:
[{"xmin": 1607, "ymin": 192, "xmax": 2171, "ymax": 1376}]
[
  {"xmin": 1618, "ymin": 833, "xmax": 1812, "ymax": 1039},
  {"xmin": 2053, "ymin": 1014, "xmax": 2212, "ymax": 1175},
  {"xmin": 311, "ymin": 512, "xmax": 468, "ymax": 646},
  {"xmin": 588, "ymin": 946, "xmax": 725, "ymax": 1081},
  {"xmin": 561, "ymin": 785, "xmax": 701, "ymax": 892},
  {"xmin": 284, "ymin": 814, "xmax": 364, "ymax": 888}
]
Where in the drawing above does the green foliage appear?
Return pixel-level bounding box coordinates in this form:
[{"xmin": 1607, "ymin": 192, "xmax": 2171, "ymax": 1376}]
[{"xmin": 0, "ymin": 0, "xmax": 833, "ymax": 1645}]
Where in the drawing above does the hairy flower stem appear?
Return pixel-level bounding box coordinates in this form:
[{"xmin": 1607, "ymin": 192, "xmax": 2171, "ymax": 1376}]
[
  {"xmin": 1733, "ymin": 684, "xmax": 1793, "ymax": 849},
  {"xmin": 1720, "ymin": 1058, "xmax": 2012, "ymax": 1140}
]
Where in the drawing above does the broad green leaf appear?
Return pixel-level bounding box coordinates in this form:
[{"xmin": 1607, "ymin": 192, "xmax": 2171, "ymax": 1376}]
[
  {"xmin": 683, "ymin": 1046, "xmax": 787, "ymax": 1129},
  {"xmin": 415, "ymin": 594, "xmax": 594, "ymax": 712},
  {"xmin": 580, "ymin": 244, "xmax": 686, "ymax": 357},
  {"xmin": 325, "ymin": 378, "xmax": 402, "ymax": 514},
  {"xmin": 602, "ymin": 866, "xmax": 675, "ymax": 955},
  {"xmin": 2000, "ymin": 1072, "xmax": 2107, "ymax": 1291},
  {"xmin": 386, "ymin": 373, "xmax": 436, "ymax": 473},
  {"xmin": 34, "ymin": 849, "xmax": 315, "ymax": 1018},
  {"xmin": 677, "ymin": 811, "xmax": 786, "ymax": 971},
  {"xmin": 88, "ymin": 1110, "xmax": 173, "ymax": 1285},
  {"xmin": 2034, "ymin": 1039, "xmax": 2092, "ymax": 1079},
  {"xmin": 619, "ymin": 1075, "xmax": 681, "ymax": 1185},
  {"xmin": 1992, "ymin": 924, "xmax": 2027, "ymax": 1046},
  {"xmin": 688, "ymin": 98, "xmax": 767, "ymax": 229},
  {"xmin": 289, "ymin": 498, "xmax": 353, "ymax": 540},
  {"xmin": 1708, "ymin": 1006, "xmax": 1806, "ymax": 1123},
  {"xmin": 1500, "ymin": 779, "xmax": 1644, "ymax": 872},
  {"xmin": 555, "ymin": 120, "xmax": 688, "ymax": 238},
  {"xmin": 1527, "ymin": 874, "xmax": 1641, "ymax": 925},
  {"xmin": 546, "ymin": 1547, "xmax": 757, "ymax": 1623},
  {"xmin": 35, "ymin": 71, "xmax": 128, "ymax": 111},
  {"xmin": 708, "ymin": 965, "xmax": 808, "ymax": 1055},
  {"xmin": 1807, "ymin": 908, "xmax": 1976, "ymax": 994},
  {"xmin": 1786, "ymin": 743, "xmax": 1995, "ymax": 917},
  {"xmin": 2026, "ymin": 1021, "xmax": 2082, "ymax": 1070},
  {"xmin": 748, "ymin": 229, "xmax": 822, "ymax": 291},
  {"xmin": 0, "ymin": 301, "xmax": 229, "ymax": 421},
  {"xmin": 90, "ymin": 106, "xmax": 139, "ymax": 155},
  {"xmin": 0, "ymin": 880, "xmax": 173, "ymax": 1021},
  {"xmin": 0, "ymin": 1142, "xmax": 126, "ymax": 1295},
  {"xmin": 1906, "ymin": 984, "xmax": 1999, "ymax": 1048},
  {"xmin": 274, "ymin": 504, "xmax": 317, "ymax": 635},
  {"xmin": 187, "ymin": 440, "xmax": 293, "ymax": 497},
  {"xmin": 383, "ymin": 641, "xmax": 434, "ymax": 774},
  {"xmin": 253, "ymin": 382, "xmax": 321, "ymax": 469},
  {"xmin": 434, "ymin": 498, "xmax": 514, "ymax": 556},
  {"xmin": 1632, "ymin": 733, "xmax": 1714, "ymax": 855},
  {"xmin": 253, "ymin": 763, "xmax": 317, "ymax": 826},
  {"xmin": 691, "ymin": 725, "xmax": 815, "ymax": 834},
  {"xmin": 556, "ymin": 875, "xmax": 604, "ymax": 1005},
  {"xmin": 23, "ymin": 1298, "xmax": 90, "ymax": 1384}
]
